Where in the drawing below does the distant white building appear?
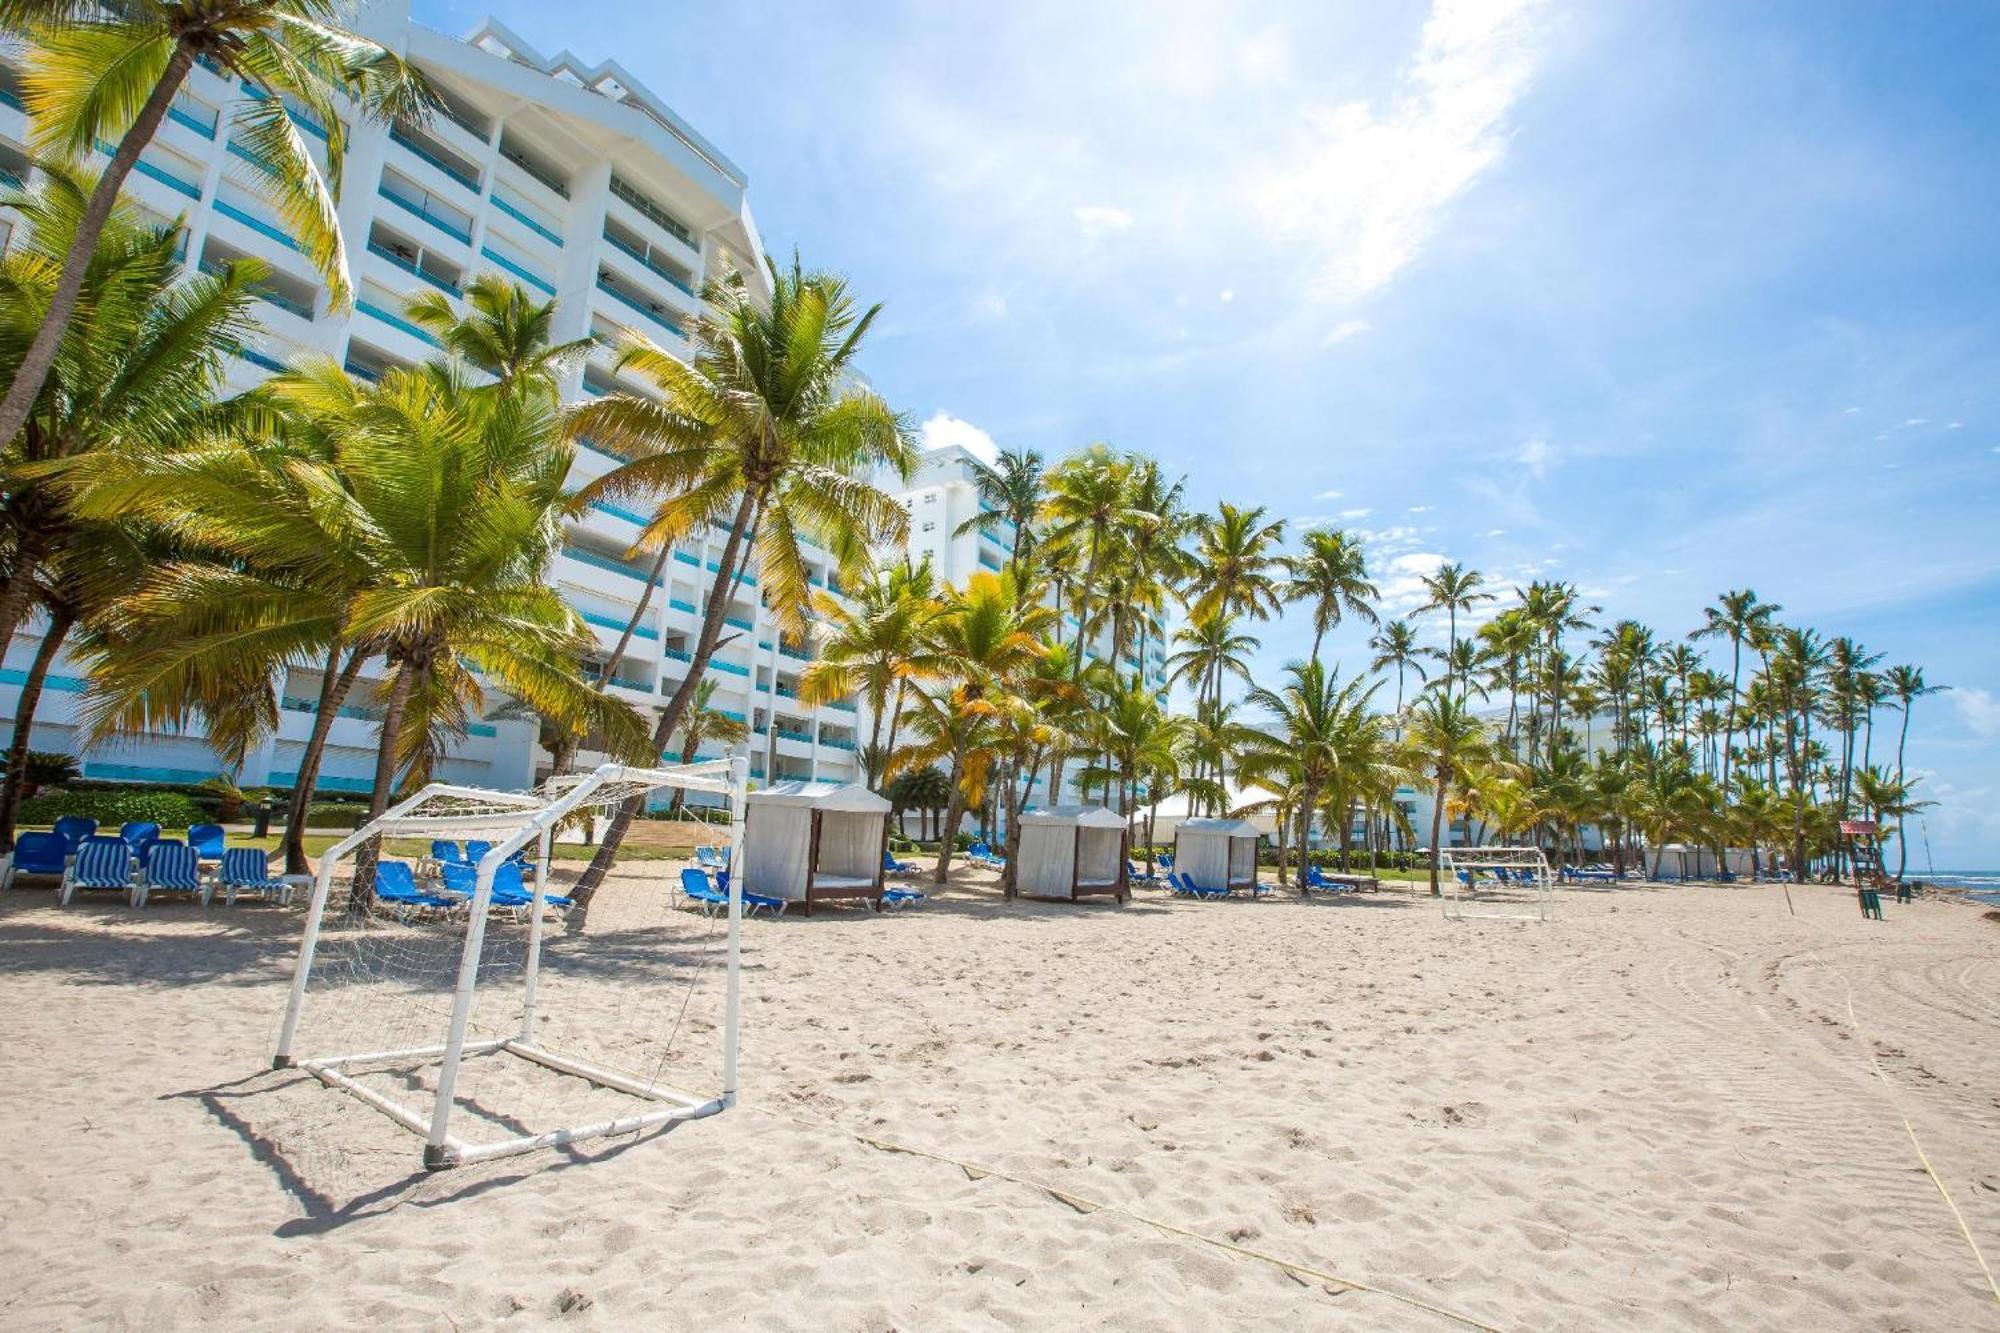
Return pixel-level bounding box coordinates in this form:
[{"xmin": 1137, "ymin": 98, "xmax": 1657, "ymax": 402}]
[{"xmin": 0, "ymin": 7, "xmax": 865, "ymax": 802}]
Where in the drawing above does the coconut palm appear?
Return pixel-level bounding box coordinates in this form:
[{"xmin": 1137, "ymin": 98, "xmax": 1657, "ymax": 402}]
[
  {"xmin": 1400, "ymin": 693, "xmax": 1501, "ymax": 895},
  {"xmin": 1185, "ymin": 501, "xmax": 1287, "ymax": 635},
  {"xmin": 1416, "ymin": 561, "xmax": 1492, "ymax": 700},
  {"xmin": 1283, "ymin": 527, "xmax": 1378, "ymax": 665},
  {"xmin": 1367, "ymin": 619, "xmax": 1432, "ymax": 724},
  {"xmin": 797, "ymin": 558, "xmax": 945, "ymax": 787},
  {"xmin": 1881, "ymin": 664, "xmax": 1946, "ymax": 788},
  {"xmin": 1690, "ymin": 589, "xmax": 1780, "ymax": 790},
  {"xmin": 1852, "ymin": 766, "xmax": 1936, "ymax": 882},
  {"xmin": 893, "ymin": 569, "xmax": 1054, "ymax": 884},
  {"xmin": 0, "ymin": 0, "xmax": 435, "ymax": 450},
  {"xmin": 404, "ymin": 273, "xmax": 593, "ymax": 392},
  {"xmin": 663, "ymin": 679, "xmax": 749, "ymax": 811},
  {"xmin": 1240, "ymin": 659, "xmax": 1375, "ymax": 890},
  {"xmin": 566, "ymin": 257, "xmax": 915, "ymax": 896},
  {"xmin": 953, "ymin": 447, "xmax": 1045, "ymax": 585},
  {"xmin": 1041, "ymin": 445, "xmax": 1149, "ymax": 655},
  {"xmin": 0, "ymin": 171, "xmax": 266, "ymax": 674}
]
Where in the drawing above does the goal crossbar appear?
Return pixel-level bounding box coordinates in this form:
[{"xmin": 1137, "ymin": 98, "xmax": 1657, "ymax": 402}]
[
  {"xmin": 271, "ymin": 758, "xmax": 748, "ymax": 1170},
  {"xmin": 1440, "ymin": 845, "xmax": 1555, "ymax": 924}
]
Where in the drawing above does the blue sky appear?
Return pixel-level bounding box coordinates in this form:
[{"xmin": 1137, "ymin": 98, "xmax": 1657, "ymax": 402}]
[{"xmin": 418, "ymin": 0, "xmax": 2000, "ymax": 866}]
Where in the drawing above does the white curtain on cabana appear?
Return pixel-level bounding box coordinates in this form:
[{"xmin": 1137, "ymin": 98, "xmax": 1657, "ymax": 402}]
[
  {"xmin": 1175, "ymin": 818, "xmax": 1260, "ymax": 890},
  {"xmin": 1076, "ymin": 827, "xmax": 1123, "ymax": 887},
  {"xmin": 744, "ymin": 782, "xmax": 892, "ymax": 904},
  {"xmin": 1016, "ymin": 805, "xmax": 1126, "ymax": 899}
]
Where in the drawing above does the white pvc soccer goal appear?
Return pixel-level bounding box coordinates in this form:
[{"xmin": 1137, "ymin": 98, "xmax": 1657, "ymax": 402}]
[
  {"xmin": 1439, "ymin": 845, "xmax": 1554, "ymax": 923},
  {"xmin": 272, "ymin": 759, "xmax": 747, "ymax": 1170}
]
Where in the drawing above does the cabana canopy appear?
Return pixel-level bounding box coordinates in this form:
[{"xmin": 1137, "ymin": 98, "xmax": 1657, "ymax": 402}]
[
  {"xmin": 1015, "ymin": 805, "xmax": 1129, "ymax": 902},
  {"xmin": 1173, "ymin": 818, "xmax": 1260, "ymax": 891},
  {"xmin": 743, "ymin": 782, "xmax": 892, "ymax": 912}
]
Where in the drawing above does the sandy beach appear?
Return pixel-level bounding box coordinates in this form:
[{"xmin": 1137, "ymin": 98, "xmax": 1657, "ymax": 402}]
[{"xmin": 2, "ymin": 867, "xmax": 1996, "ymax": 1330}]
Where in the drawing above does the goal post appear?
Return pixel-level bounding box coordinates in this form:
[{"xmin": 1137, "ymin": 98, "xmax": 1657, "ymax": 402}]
[
  {"xmin": 271, "ymin": 758, "xmax": 749, "ymax": 1170},
  {"xmin": 1439, "ymin": 844, "xmax": 1554, "ymax": 923}
]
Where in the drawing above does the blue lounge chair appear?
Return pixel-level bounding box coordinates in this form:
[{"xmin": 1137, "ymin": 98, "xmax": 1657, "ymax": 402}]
[
  {"xmin": 695, "ymin": 845, "xmax": 730, "ymax": 871},
  {"xmin": 373, "ymin": 860, "xmax": 460, "ymax": 920},
  {"xmin": 187, "ymin": 822, "xmax": 226, "ymax": 862},
  {"xmin": 1127, "ymin": 859, "xmax": 1159, "ymax": 886},
  {"xmin": 883, "ymin": 886, "xmax": 927, "ymax": 908},
  {"xmin": 136, "ymin": 840, "xmax": 210, "ymax": 908},
  {"xmin": 4, "ymin": 831, "xmax": 70, "ymax": 890},
  {"xmin": 1172, "ymin": 871, "xmax": 1230, "ymax": 900},
  {"xmin": 60, "ymin": 835, "xmax": 134, "ymax": 905},
  {"xmin": 119, "ymin": 821, "xmax": 162, "ymax": 858},
  {"xmin": 52, "ymin": 816, "xmax": 96, "ymax": 855},
  {"xmin": 439, "ymin": 860, "xmax": 574, "ymax": 916},
  {"xmin": 678, "ymin": 865, "xmax": 729, "ymax": 912},
  {"xmin": 884, "ymin": 849, "xmax": 919, "ymax": 875},
  {"xmin": 430, "ymin": 839, "xmax": 469, "ymax": 867},
  {"xmin": 714, "ymin": 869, "xmax": 788, "ymax": 915},
  {"xmin": 218, "ymin": 847, "xmax": 293, "ymax": 906}
]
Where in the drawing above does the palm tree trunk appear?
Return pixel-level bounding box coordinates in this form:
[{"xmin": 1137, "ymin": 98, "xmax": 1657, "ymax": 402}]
[
  {"xmin": 283, "ymin": 644, "xmax": 367, "ymax": 875},
  {"xmin": 1896, "ymin": 703, "xmax": 1912, "ymax": 787},
  {"xmin": 573, "ymin": 488, "xmax": 762, "ymax": 906},
  {"xmin": 0, "ymin": 48, "xmax": 196, "ymax": 449},
  {"xmin": 1428, "ymin": 772, "xmax": 1447, "ymax": 896},
  {"xmin": 0, "ymin": 523, "xmax": 55, "ymax": 674},
  {"xmin": 932, "ymin": 760, "xmax": 967, "ymax": 886},
  {"xmin": 349, "ymin": 662, "xmax": 419, "ymax": 913},
  {"xmin": 1295, "ymin": 784, "xmax": 1319, "ymax": 890},
  {"xmin": 0, "ymin": 609, "xmax": 74, "ymax": 851},
  {"xmin": 598, "ymin": 542, "xmax": 674, "ymax": 687}
]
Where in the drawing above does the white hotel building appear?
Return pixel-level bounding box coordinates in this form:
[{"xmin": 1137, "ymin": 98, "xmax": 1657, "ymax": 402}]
[{"xmin": 0, "ymin": 7, "xmax": 866, "ymax": 801}]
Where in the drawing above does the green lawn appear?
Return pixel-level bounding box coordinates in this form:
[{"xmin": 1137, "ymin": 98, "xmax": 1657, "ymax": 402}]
[{"xmin": 15, "ymin": 827, "xmax": 696, "ymax": 864}]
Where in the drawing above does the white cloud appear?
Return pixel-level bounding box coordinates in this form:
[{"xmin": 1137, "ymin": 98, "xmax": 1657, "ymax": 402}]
[
  {"xmin": 1073, "ymin": 204, "xmax": 1135, "ymax": 238},
  {"xmin": 1248, "ymin": 0, "xmax": 1550, "ymax": 299},
  {"xmin": 1338, "ymin": 506, "xmax": 1374, "ymax": 520},
  {"xmin": 1374, "ymin": 550, "xmax": 1451, "ymax": 615},
  {"xmin": 1948, "ymin": 421, "xmax": 1964, "ymax": 430},
  {"xmin": 1322, "ymin": 318, "xmax": 1373, "ymax": 345},
  {"xmin": 1901, "ymin": 417, "xmax": 1929, "ymax": 428},
  {"xmin": 1408, "ymin": 504, "xmax": 1435, "ymax": 513},
  {"xmin": 1954, "ymin": 687, "xmax": 2000, "ymax": 741},
  {"xmin": 1842, "ymin": 406, "xmax": 1860, "ymax": 415},
  {"xmin": 1484, "ymin": 527, "xmax": 1506, "ymax": 537},
  {"xmin": 1517, "ymin": 433, "xmax": 1555, "ymax": 477},
  {"xmin": 1315, "ymin": 488, "xmax": 1344, "ymax": 500},
  {"xmin": 919, "ymin": 411, "xmax": 1000, "ymax": 464},
  {"xmin": 1219, "ymin": 288, "xmax": 1236, "ymax": 303}
]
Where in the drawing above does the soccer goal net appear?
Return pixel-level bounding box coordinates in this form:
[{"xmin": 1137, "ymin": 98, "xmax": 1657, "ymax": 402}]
[
  {"xmin": 1439, "ymin": 845, "xmax": 1554, "ymax": 923},
  {"xmin": 272, "ymin": 759, "xmax": 747, "ymax": 1170}
]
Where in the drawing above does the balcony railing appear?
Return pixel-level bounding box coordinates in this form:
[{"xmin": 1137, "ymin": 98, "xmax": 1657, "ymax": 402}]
[
  {"xmin": 562, "ymin": 544, "xmax": 651, "ymax": 582},
  {"xmin": 579, "ymin": 609, "xmax": 658, "ymax": 641},
  {"xmin": 213, "ymin": 199, "xmax": 302, "ymax": 252},
  {"xmin": 366, "ymin": 240, "xmax": 459, "ymax": 297},
  {"xmin": 663, "ymin": 647, "xmax": 693, "ymax": 663},
  {"xmin": 723, "ymin": 614, "xmax": 752, "ymax": 631},
  {"xmin": 479, "ymin": 245, "xmax": 554, "ymax": 296},
  {"xmin": 708, "ymin": 659, "xmax": 749, "ymax": 677},
  {"xmin": 775, "ymin": 727, "xmax": 813, "ymax": 744},
  {"xmin": 167, "ymin": 102, "xmax": 217, "ymax": 139},
  {"xmin": 595, "ymin": 275, "xmax": 685, "ymax": 339},
  {"xmin": 490, "ymin": 187, "xmax": 563, "ymax": 247},
  {"xmin": 825, "ymin": 700, "xmax": 857, "ymax": 713},
  {"xmin": 667, "ymin": 597, "xmax": 697, "ymax": 614},
  {"xmin": 821, "ymin": 737, "xmax": 856, "ymax": 752},
  {"xmin": 377, "ymin": 179, "xmax": 471, "ymax": 244},
  {"xmin": 602, "ymin": 229, "xmax": 695, "ymax": 296},
  {"xmin": 589, "ymin": 499, "xmax": 650, "ymax": 526},
  {"xmin": 389, "ymin": 123, "xmax": 480, "ymax": 193},
  {"xmin": 357, "ymin": 299, "xmax": 442, "ymax": 347},
  {"xmin": 231, "ymin": 344, "xmax": 285, "ymax": 374},
  {"xmin": 609, "ymin": 173, "xmax": 696, "ymax": 248},
  {"xmin": 131, "ymin": 156, "xmax": 201, "ymax": 201}
]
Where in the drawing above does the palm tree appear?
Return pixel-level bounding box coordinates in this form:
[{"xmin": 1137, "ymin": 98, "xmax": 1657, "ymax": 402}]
[
  {"xmin": 1416, "ymin": 561, "xmax": 1492, "ymax": 700},
  {"xmin": 566, "ymin": 257, "xmax": 915, "ymax": 897},
  {"xmin": 664, "ymin": 679, "xmax": 749, "ymax": 811},
  {"xmin": 1185, "ymin": 502, "xmax": 1287, "ymax": 641},
  {"xmin": 404, "ymin": 273, "xmax": 593, "ymax": 391},
  {"xmin": 1401, "ymin": 693, "xmax": 1500, "ymax": 895},
  {"xmin": 1367, "ymin": 619, "xmax": 1432, "ymax": 725},
  {"xmin": 1690, "ymin": 589, "xmax": 1779, "ymax": 791},
  {"xmin": 797, "ymin": 559, "xmax": 944, "ymax": 787},
  {"xmin": 1852, "ymin": 766, "xmax": 1936, "ymax": 882},
  {"xmin": 1881, "ymin": 664, "xmax": 1946, "ymax": 789},
  {"xmin": 1240, "ymin": 660, "xmax": 1374, "ymax": 890},
  {"xmin": 1042, "ymin": 445, "xmax": 1147, "ymax": 655},
  {"xmin": 893, "ymin": 569, "xmax": 1054, "ymax": 885},
  {"xmin": 0, "ymin": 172, "xmax": 264, "ymax": 671},
  {"xmin": 953, "ymin": 447, "xmax": 1044, "ymax": 585},
  {"xmin": 1283, "ymin": 527, "xmax": 1378, "ymax": 665},
  {"xmin": 0, "ymin": 0, "xmax": 435, "ymax": 450}
]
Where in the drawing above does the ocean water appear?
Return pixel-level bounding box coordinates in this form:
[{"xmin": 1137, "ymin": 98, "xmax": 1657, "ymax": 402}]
[{"xmin": 1924, "ymin": 871, "xmax": 2000, "ymax": 905}]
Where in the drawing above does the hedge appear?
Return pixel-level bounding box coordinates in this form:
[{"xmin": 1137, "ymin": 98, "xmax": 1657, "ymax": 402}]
[{"xmin": 18, "ymin": 788, "xmax": 205, "ymax": 829}]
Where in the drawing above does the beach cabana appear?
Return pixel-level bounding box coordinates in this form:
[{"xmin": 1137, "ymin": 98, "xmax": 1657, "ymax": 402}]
[
  {"xmin": 1173, "ymin": 818, "xmax": 1261, "ymax": 893},
  {"xmin": 1014, "ymin": 805, "xmax": 1130, "ymax": 903},
  {"xmin": 742, "ymin": 781, "xmax": 892, "ymax": 913}
]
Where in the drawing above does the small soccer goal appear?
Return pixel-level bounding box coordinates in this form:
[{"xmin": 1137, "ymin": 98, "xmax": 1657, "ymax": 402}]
[
  {"xmin": 272, "ymin": 759, "xmax": 747, "ymax": 1171},
  {"xmin": 1439, "ymin": 845, "xmax": 1554, "ymax": 923}
]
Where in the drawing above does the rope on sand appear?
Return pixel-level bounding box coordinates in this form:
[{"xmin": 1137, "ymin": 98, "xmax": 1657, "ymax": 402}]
[
  {"xmin": 1817, "ymin": 955, "xmax": 2000, "ymax": 1308},
  {"xmin": 753, "ymin": 1108, "xmax": 1507, "ymax": 1332}
]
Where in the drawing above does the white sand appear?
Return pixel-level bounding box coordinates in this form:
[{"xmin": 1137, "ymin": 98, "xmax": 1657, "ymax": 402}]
[{"xmin": 2, "ymin": 867, "xmax": 1996, "ymax": 1329}]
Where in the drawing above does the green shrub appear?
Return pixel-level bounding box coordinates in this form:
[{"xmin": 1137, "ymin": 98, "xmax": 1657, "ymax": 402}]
[
  {"xmin": 303, "ymin": 801, "xmax": 370, "ymax": 829},
  {"xmin": 18, "ymin": 787, "xmax": 204, "ymax": 829}
]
